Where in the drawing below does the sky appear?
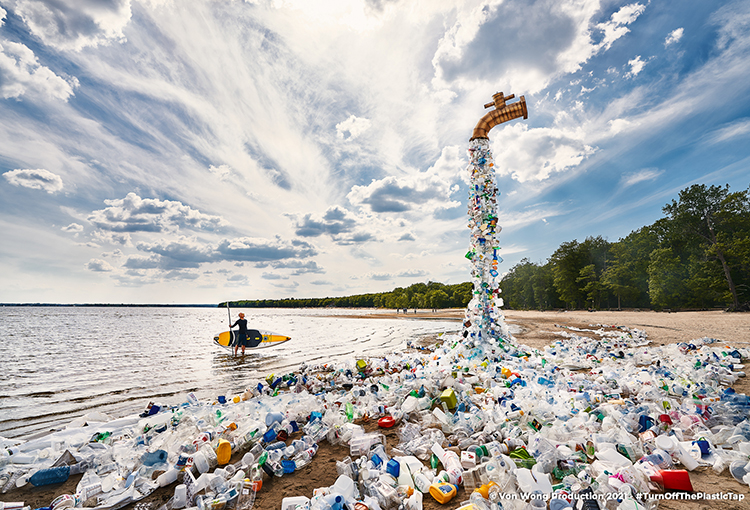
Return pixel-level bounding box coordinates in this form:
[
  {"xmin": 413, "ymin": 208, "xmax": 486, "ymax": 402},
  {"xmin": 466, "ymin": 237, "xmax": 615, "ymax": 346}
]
[{"xmin": 1, "ymin": 0, "xmax": 749, "ymax": 304}]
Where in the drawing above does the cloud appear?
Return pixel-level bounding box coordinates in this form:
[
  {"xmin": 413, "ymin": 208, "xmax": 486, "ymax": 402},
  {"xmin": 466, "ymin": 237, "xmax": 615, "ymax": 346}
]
[
  {"xmin": 0, "ymin": 40, "xmax": 78, "ymax": 100},
  {"xmin": 290, "ymin": 206, "xmax": 375, "ymax": 245},
  {"xmin": 11, "ymin": 0, "xmax": 133, "ymax": 51},
  {"xmin": 215, "ymin": 237, "xmax": 317, "ymax": 262},
  {"xmin": 262, "ymin": 272, "xmax": 287, "ymax": 280},
  {"xmin": 665, "ymin": 27, "xmax": 684, "ymax": 47},
  {"xmin": 621, "ymin": 168, "xmax": 664, "ymax": 187},
  {"xmin": 368, "ymin": 272, "xmax": 392, "ymax": 281},
  {"xmin": 491, "ymin": 123, "xmax": 596, "ymax": 182},
  {"xmin": 61, "ymin": 223, "xmax": 83, "ymax": 233},
  {"xmin": 398, "ymin": 232, "xmax": 415, "ymax": 241},
  {"xmin": 625, "ymin": 55, "xmax": 647, "ymax": 78},
  {"xmin": 310, "ymin": 280, "xmax": 332, "ymax": 285},
  {"xmin": 265, "ymin": 260, "xmax": 325, "ymax": 275},
  {"xmin": 396, "ymin": 269, "xmax": 427, "ymax": 278},
  {"xmin": 86, "ymin": 258, "xmax": 114, "ymax": 272},
  {"xmin": 347, "ymin": 146, "xmax": 463, "ymax": 214},
  {"xmin": 88, "ymin": 192, "xmax": 228, "ymax": 233},
  {"xmin": 123, "ymin": 255, "xmax": 160, "ymax": 269},
  {"xmin": 208, "ymin": 164, "xmax": 232, "ymax": 181},
  {"xmin": 432, "ymin": 1, "xmax": 646, "ymax": 93},
  {"xmin": 0, "ymin": 6, "xmax": 6, "ymax": 25},
  {"xmin": 3, "ymin": 168, "xmax": 63, "ymax": 193},
  {"xmin": 707, "ymin": 118, "xmax": 750, "ymax": 144},
  {"xmin": 336, "ymin": 115, "xmax": 372, "ymax": 140},
  {"xmin": 596, "ymin": 3, "xmax": 647, "ymax": 51},
  {"xmin": 163, "ymin": 269, "xmax": 200, "ymax": 281},
  {"xmin": 136, "ymin": 236, "xmax": 213, "ymax": 268}
]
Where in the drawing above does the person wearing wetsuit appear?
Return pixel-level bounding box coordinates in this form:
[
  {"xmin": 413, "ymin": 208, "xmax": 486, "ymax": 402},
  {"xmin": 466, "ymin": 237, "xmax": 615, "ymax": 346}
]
[{"xmin": 231, "ymin": 312, "xmax": 249, "ymax": 356}]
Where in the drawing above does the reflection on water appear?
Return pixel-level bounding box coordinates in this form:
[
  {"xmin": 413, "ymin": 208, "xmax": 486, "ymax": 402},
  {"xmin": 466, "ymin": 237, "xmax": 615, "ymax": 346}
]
[{"xmin": 0, "ymin": 307, "xmax": 459, "ymax": 439}]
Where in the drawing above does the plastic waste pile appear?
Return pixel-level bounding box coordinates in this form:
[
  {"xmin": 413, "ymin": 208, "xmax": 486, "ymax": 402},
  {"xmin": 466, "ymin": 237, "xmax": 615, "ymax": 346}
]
[
  {"xmin": 2, "ymin": 323, "xmax": 749, "ymax": 510},
  {"xmin": 463, "ymin": 138, "xmax": 513, "ymax": 352}
]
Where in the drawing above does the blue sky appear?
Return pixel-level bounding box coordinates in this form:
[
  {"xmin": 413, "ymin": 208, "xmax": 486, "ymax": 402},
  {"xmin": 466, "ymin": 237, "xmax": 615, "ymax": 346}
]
[{"xmin": 1, "ymin": 0, "xmax": 749, "ymax": 304}]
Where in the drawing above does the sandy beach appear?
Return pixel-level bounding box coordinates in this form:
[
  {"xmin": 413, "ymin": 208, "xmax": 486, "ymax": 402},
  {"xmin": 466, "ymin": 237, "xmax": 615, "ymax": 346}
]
[{"xmin": 6, "ymin": 309, "xmax": 750, "ymax": 510}]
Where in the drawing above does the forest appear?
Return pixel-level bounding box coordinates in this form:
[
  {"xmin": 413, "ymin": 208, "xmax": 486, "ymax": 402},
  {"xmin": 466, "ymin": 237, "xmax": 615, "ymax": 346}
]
[
  {"xmin": 501, "ymin": 184, "xmax": 750, "ymax": 311},
  {"xmin": 223, "ymin": 184, "xmax": 750, "ymax": 312},
  {"xmin": 223, "ymin": 281, "xmax": 473, "ymax": 310}
]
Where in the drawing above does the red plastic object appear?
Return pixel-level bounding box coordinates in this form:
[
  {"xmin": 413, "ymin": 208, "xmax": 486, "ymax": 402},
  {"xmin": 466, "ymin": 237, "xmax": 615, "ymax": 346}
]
[
  {"xmin": 378, "ymin": 416, "xmax": 396, "ymax": 428},
  {"xmin": 658, "ymin": 470, "xmax": 693, "ymax": 491}
]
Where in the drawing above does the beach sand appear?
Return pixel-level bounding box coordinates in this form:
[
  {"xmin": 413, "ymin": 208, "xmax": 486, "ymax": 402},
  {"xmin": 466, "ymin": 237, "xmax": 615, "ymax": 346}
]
[{"xmin": 7, "ymin": 310, "xmax": 750, "ymax": 510}]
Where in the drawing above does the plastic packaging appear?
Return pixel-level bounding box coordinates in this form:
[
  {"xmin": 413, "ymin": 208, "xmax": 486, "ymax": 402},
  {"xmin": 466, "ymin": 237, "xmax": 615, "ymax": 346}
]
[{"xmin": 429, "ymin": 482, "xmax": 458, "ymax": 504}]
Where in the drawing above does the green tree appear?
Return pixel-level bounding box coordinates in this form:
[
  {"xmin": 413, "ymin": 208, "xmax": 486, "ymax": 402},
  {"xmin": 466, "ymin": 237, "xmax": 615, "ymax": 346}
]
[
  {"xmin": 648, "ymin": 247, "xmax": 688, "ymax": 309},
  {"xmin": 577, "ymin": 264, "xmax": 604, "ymax": 309},
  {"xmin": 662, "ymin": 184, "xmax": 749, "ymax": 310},
  {"xmin": 602, "ymin": 226, "xmax": 659, "ymax": 309}
]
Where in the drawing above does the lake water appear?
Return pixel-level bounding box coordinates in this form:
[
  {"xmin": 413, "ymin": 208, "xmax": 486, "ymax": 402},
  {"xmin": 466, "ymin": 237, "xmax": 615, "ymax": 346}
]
[{"xmin": 0, "ymin": 307, "xmax": 461, "ymax": 440}]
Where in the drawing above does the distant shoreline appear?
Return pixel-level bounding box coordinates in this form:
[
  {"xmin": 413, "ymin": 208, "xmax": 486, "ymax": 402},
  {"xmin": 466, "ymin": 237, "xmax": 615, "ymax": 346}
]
[{"xmin": 0, "ymin": 303, "xmax": 217, "ymax": 307}]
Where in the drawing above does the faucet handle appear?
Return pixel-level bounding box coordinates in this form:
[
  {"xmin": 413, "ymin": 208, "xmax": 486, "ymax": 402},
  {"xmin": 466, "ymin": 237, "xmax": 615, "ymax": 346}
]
[{"xmin": 484, "ymin": 93, "xmax": 515, "ymax": 109}]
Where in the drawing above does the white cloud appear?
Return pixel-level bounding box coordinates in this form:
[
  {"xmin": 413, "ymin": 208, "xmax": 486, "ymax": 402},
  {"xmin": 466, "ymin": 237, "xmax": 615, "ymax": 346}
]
[
  {"xmin": 347, "ymin": 145, "xmax": 463, "ymax": 213},
  {"xmin": 3, "ymin": 168, "xmax": 63, "ymax": 193},
  {"xmin": 708, "ymin": 118, "xmax": 750, "ymax": 143},
  {"xmin": 86, "ymin": 258, "xmax": 114, "ymax": 272},
  {"xmin": 608, "ymin": 118, "xmax": 633, "ymax": 135},
  {"xmin": 0, "ymin": 41, "xmax": 77, "ymax": 100},
  {"xmin": 491, "ymin": 123, "xmax": 596, "ymax": 182},
  {"xmin": 432, "ymin": 1, "xmax": 646, "ymax": 94},
  {"xmin": 0, "ymin": 6, "xmax": 6, "ymax": 25},
  {"xmin": 87, "ymin": 192, "xmax": 228, "ymax": 233},
  {"xmin": 11, "ymin": 0, "xmax": 133, "ymax": 51},
  {"xmin": 621, "ymin": 168, "xmax": 664, "ymax": 187},
  {"xmin": 665, "ymin": 27, "xmax": 684, "ymax": 47},
  {"xmin": 336, "ymin": 115, "xmax": 372, "ymax": 140},
  {"xmin": 208, "ymin": 164, "xmax": 232, "ymax": 181},
  {"xmin": 625, "ymin": 55, "xmax": 647, "ymax": 78},
  {"xmin": 597, "ymin": 3, "xmax": 647, "ymax": 51},
  {"xmin": 62, "ymin": 223, "xmax": 83, "ymax": 233}
]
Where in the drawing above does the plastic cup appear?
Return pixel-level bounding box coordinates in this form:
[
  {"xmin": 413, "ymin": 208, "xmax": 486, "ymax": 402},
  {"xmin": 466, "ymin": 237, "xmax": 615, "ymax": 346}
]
[{"xmin": 173, "ymin": 484, "xmax": 187, "ymax": 509}]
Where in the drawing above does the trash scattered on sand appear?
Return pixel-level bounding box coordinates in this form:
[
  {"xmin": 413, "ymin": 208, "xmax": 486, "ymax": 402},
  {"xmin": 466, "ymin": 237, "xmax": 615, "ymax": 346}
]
[{"xmin": 2, "ymin": 323, "xmax": 749, "ymax": 510}]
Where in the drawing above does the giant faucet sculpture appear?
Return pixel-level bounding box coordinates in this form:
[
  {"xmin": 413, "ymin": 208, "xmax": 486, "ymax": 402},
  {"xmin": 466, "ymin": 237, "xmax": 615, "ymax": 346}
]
[{"xmin": 463, "ymin": 92, "xmax": 528, "ymax": 353}]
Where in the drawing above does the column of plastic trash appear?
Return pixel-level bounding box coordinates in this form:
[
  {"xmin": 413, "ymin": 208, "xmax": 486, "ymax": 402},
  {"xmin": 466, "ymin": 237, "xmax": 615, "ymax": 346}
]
[{"xmin": 463, "ymin": 138, "xmax": 512, "ymax": 352}]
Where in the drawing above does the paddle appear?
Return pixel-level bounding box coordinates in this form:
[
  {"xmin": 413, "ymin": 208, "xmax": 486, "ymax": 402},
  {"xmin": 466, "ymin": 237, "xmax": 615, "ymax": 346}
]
[{"xmin": 226, "ymin": 302, "xmax": 235, "ymax": 354}]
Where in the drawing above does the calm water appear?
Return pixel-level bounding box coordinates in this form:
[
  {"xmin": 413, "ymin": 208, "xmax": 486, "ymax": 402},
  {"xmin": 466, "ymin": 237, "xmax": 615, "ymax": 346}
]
[{"xmin": 0, "ymin": 307, "xmax": 460, "ymax": 440}]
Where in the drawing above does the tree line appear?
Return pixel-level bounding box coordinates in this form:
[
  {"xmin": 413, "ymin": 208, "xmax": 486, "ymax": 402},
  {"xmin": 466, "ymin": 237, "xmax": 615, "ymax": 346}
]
[
  {"xmin": 501, "ymin": 184, "xmax": 750, "ymax": 311},
  {"xmin": 222, "ymin": 281, "xmax": 474, "ymax": 310}
]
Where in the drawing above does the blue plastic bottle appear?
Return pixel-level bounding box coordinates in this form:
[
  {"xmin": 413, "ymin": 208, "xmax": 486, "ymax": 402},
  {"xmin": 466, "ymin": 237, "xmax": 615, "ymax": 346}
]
[{"xmin": 30, "ymin": 462, "xmax": 88, "ymax": 487}]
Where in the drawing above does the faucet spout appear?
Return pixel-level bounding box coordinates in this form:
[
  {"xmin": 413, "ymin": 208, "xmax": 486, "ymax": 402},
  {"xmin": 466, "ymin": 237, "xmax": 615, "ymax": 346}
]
[{"xmin": 470, "ymin": 92, "xmax": 528, "ymax": 141}]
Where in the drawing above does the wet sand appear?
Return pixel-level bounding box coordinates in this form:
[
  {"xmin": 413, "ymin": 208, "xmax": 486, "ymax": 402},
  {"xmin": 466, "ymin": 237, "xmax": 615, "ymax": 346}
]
[{"xmin": 8, "ymin": 309, "xmax": 750, "ymax": 510}]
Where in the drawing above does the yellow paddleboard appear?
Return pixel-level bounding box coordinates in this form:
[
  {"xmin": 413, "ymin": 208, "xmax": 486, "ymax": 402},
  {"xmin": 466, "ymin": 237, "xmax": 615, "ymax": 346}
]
[{"xmin": 213, "ymin": 329, "xmax": 291, "ymax": 350}]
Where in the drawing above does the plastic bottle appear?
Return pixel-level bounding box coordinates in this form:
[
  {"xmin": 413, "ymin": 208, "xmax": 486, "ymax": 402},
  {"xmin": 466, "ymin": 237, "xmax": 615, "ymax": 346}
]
[
  {"xmin": 469, "ymin": 491, "xmax": 492, "ymax": 510},
  {"xmin": 236, "ymin": 479, "xmax": 256, "ymax": 510},
  {"xmin": 431, "ymin": 443, "xmax": 463, "ymax": 485},
  {"xmin": 428, "ymin": 482, "xmax": 458, "ymax": 504},
  {"xmin": 29, "ymin": 462, "xmax": 87, "ymax": 487}
]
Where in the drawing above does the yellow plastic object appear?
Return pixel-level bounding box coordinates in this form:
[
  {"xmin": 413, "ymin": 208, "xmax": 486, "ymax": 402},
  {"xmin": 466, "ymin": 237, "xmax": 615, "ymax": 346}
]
[
  {"xmin": 216, "ymin": 439, "xmax": 232, "ymax": 466},
  {"xmin": 474, "ymin": 482, "xmax": 498, "ymax": 499},
  {"xmin": 429, "ymin": 482, "xmax": 457, "ymax": 504},
  {"xmin": 440, "ymin": 388, "xmax": 457, "ymax": 410},
  {"xmin": 356, "ymin": 359, "xmax": 368, "ymax": 372}
]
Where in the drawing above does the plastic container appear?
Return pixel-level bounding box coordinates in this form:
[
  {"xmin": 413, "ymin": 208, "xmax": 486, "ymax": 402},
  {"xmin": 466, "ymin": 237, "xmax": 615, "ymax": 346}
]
[
  {"xmin": 429, "ymin": 482, "xmax": 458, "ymax": 504},
  {"xmin": 173, "ymin": 484, "xmax": 187, "ymax": 509},
  {"xmin": 281, "ymin": 496, "xmax": 310, "ymax": 510},
  {"xmin": 216, "ymin": 439, "xmax": 232, "ymax": 466},
  {"xmin": 142, "ymin": 449, "xmax": 168, "ymax": 466}
]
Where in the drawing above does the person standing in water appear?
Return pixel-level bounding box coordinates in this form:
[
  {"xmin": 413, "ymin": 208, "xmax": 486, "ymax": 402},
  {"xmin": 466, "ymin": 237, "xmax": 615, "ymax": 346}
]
[{"xmin": 231, "ymin": 312, "xmax": 249, "ymax": 356}]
